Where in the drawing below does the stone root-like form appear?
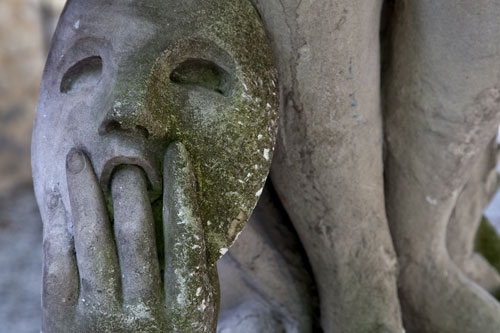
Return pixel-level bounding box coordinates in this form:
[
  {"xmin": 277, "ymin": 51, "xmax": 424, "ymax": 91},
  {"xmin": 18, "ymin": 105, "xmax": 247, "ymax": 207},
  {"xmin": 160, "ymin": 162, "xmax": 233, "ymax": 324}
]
[
  {"xmin": 383, "ymin": 1, "xmax": 500, "ymax": 332},
  {"xmin": 253, "ymin": 0, "xmax": 404, "ymax": 331},
  {"xmin": 218, "ymin": 183, "xmax": 316, "ymax": 333},
  {"xmin": 446, "ymin": 137, "xmax": 500, "ymax": 294}
]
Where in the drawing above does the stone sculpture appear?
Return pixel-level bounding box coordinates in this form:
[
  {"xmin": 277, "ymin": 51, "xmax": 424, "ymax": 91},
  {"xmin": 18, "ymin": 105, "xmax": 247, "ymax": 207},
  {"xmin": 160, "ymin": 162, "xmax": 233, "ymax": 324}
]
[
  {"xmin": 32, "ymin": 0, "xmax": 278, "ymax": 331},
  {"xmin": 217, "ymin": 184, "xmax": 316, "ymax": 333},
  {"xmin": 446, "ymin": 137, "xmax": 500, "ymax": 295},
  {"xmin": 252, "ymin": 0, "xmax": 500, "ymax": 331},
  {"xmin": 32, "ymin": 0, "xmax": 500, "ymax": 332},
  {"xmin": 254, "ymin": 0, "xmax": 404, "ymax": 331},
  {"xmin": 383, "ymin": 2, "xmax": 500, "ymax": 331}
]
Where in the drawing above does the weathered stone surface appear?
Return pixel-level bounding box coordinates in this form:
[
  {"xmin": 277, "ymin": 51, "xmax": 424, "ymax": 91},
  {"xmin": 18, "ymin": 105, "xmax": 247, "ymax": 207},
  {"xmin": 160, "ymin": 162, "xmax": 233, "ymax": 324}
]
[
  {"xmin": 251, "ymin": 0, "xmax": 404, "ymax": 331},
  {"xmin": 32, "ymin": 0, "xmax": 278, "ymax": 331},
  {"xmin": 33, "ymin": 0, "xmax": 278, "ymax": 265},
  {"xmin": 447, "ymin": 137, "xmax": 500, "ymax": 294},
  {"xmin": 16, "ymin": 1, "xmax": 500, "ymax": 332},
  {"xmin": 218, "ymin": 184, "xmax": 316, "ymax": 333},
  {"xmin": 383, "ymin": 1, "xmax": 500, "ymax": 332}
]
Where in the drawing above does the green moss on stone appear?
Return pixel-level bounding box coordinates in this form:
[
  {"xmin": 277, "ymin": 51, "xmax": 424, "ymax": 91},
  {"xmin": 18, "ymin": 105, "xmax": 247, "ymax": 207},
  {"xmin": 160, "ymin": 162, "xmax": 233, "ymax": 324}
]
[
  {"xmin": 144, "ymin": 0, "xmax": 279, "ymax": 265},
  {"xmin": 475, "ymin": 216, "xmax": 500, "ymax": 299},
  {"xmin": 475, "ymin": 216, "xmax": 500, "ymax": 271}
]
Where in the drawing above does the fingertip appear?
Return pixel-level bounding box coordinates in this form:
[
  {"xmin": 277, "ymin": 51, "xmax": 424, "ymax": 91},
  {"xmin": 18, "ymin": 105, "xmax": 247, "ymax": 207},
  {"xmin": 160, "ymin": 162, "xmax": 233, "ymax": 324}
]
[
  {"xmin": 64, "ymin": 148, "xmax": 120, "ymax": 305},
  {"xmin": 112, "ymin": 165, "xmax": 162, "ymax": 306},
  {"xmin": 66, "ymin": 149, "xmax": 86, "ymax": 175},
  {"xmin": 164, "ymin": 141, "xmax": 190, "ymax": 169}
]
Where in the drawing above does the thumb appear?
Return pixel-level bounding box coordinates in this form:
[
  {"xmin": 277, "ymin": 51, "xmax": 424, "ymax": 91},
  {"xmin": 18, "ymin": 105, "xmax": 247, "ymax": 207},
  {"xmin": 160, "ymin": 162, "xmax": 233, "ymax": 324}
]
[{"xmin": 162, "ymin": 142, "xmax": 218, "ymax": 332}]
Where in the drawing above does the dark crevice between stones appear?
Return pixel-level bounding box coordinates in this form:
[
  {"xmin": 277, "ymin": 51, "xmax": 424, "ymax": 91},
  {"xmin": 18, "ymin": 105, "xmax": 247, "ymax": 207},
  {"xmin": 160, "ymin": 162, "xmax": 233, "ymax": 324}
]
[{"xmin": 265, "ymin": 179, "xmax": 323, "ymax": 333}]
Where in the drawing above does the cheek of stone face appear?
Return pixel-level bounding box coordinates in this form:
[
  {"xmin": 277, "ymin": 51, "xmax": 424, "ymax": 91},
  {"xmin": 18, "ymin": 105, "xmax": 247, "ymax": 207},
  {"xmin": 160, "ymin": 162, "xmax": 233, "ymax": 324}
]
[{"xmin": 145, "ymin": 37, "xmax": 278, "ymax": 263}]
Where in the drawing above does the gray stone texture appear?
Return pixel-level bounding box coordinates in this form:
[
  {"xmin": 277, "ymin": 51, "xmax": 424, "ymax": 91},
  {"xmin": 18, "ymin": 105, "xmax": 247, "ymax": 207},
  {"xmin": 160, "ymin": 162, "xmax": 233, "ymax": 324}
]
[
  {"xmin": 447, "ymin": 137, "xmax": 500, "ymax": 293},
  {"xmin": 218, "ymin": 184, "xmax": 316, "ymax": 333},
  {"xmin": 4, "ymin": 0, "xmax": 500, "ymax": 332},
  {"xmin": 252, "ymin": 0, "xmax": 404, "ymax": 331},
  {"xmin": 383, "ymin": 1, "xmax": 500, "ymax": 332},
  {"xmin": 32, "ymin": 0, "xmax": 279, "ymax": 331}
]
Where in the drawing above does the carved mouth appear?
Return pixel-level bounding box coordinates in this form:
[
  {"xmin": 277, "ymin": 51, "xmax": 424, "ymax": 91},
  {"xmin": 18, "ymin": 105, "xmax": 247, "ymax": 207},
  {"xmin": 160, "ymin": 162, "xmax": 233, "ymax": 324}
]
[{"xmin": 100, "ymin": 156, "xmax": 162, "ymax": 201}]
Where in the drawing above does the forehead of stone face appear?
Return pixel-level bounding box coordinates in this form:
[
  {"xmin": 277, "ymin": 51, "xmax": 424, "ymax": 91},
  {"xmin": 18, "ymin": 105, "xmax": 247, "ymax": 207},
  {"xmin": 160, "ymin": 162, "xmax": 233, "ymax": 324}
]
[
  {"xmin": 46, "ymin": 0, "xmax": 272, "ymax": 125},
  {"xmin": 48, "ymin": 1, "xmax": 211, "ymax": 93},
  {"xmin": 57, "ymin": 0, "xmax": 214, "ymax": 50},
  {"xmin": 50, "ymin": 0, "xmax": 266, "ymax": 89}
]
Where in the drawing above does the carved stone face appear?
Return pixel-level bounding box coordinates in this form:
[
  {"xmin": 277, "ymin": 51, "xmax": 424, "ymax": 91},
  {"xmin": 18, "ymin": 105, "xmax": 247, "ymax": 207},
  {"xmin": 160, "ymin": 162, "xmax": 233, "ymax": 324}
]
[{"xmin": 32, "ymin": 0, "xmax": 278, "ymax": 263}]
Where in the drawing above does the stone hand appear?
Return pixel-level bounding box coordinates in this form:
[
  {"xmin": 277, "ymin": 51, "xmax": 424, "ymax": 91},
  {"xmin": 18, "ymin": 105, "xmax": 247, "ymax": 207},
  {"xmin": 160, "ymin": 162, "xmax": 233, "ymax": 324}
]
[{"xmin": 42, "ymin": 143, "xmax": 217, "ymax": 332}]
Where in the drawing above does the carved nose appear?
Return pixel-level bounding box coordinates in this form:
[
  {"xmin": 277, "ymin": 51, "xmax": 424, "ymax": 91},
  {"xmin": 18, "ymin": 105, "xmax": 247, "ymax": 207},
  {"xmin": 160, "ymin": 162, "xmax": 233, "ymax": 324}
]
[
  {"xmin": 95, "ymin": 102, "xmax": 163, "ymax": 200},
  {"xmin": 98, "ymin": 103, "xmax": 151, "ymax": 139}
]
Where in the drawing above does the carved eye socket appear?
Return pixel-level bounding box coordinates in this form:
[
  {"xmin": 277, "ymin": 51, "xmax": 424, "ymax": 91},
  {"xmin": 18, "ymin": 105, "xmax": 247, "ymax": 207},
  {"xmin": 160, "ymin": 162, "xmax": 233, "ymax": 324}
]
[
  {"xmin": 60, "ymin": 56, "xmax": 102, "ymax": 93},
  {"xmin": 169, "ymin": 58, "xmax": 232, "ymax": 96}
]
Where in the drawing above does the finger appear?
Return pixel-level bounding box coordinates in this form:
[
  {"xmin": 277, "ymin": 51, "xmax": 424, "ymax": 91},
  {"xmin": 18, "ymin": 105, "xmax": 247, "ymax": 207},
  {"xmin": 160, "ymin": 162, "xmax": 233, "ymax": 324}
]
[
  {"xmin": 41, "ymin": 187, "xmax": 78, "ymax": 328},
  {"xmin": 111, "ymin": 165, "xmax": 162, "ymax": 306},
  {"xmin": 66, "ymin": 149, "xmax": 120, "ymax": 307},
  {"xmin": 163, "ymin": 142, "xmax": 217, "ymax": 330}
]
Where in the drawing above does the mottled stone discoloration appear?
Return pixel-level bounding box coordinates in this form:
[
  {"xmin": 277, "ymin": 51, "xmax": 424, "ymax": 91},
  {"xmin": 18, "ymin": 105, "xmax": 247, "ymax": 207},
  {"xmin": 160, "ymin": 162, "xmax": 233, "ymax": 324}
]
[
  {"xmin": 217, "ymin": 183, "xmax": 317, "ymax": 333},
  {"xmin": 163, "ymin": 142, "xmax": 218, "ymax": 332},
  {"xmin": 447, "ymin": 137, "xmax": 500, "ymax": 294},
  {"xmin": 32, "ymin": 0, "xmax": 278, "ymax": 331},
  {"xmin": 383, "ymin": 1, "xmax": 500, "ymax": 332},
  {"xmin": 147, "ymin": 31, "xmax": 278, "ymax": 264},
  {"xmin": 251, "ymin": 0, "xmax": 404, "ymax": 331}
]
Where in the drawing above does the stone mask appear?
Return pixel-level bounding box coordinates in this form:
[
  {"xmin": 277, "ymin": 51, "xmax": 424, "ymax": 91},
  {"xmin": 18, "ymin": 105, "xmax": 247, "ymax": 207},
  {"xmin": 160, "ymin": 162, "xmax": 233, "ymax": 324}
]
[{"xmin": 32, "ymin": 0, "xmax": 278, "ymax": 264}]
